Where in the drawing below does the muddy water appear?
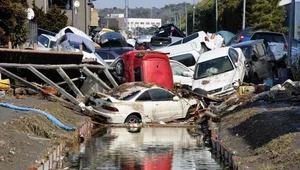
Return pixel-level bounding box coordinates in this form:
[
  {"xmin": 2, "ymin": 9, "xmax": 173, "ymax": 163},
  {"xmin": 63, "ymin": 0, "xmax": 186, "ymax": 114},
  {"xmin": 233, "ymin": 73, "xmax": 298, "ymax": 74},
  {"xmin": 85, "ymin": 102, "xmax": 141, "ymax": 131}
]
[{"xmin": 81, "ymin": 127, "xmax": 221, "ymax": 170}]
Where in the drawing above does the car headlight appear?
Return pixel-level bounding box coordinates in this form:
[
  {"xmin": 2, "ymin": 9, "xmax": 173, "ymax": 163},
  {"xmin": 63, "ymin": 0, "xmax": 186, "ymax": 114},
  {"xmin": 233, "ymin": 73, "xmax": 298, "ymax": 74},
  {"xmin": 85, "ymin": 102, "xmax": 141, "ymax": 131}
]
[{"xmin": 223, "ymin": 84, "xmax": 232, "ymax": 90}]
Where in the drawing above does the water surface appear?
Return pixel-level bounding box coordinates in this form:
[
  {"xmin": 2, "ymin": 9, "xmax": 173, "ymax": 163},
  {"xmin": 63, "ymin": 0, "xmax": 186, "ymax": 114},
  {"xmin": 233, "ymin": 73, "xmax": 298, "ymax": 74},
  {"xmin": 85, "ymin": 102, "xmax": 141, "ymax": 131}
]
[{"xmin": 82, "ymin": 127, "xmax": 221, "ymax": 170}]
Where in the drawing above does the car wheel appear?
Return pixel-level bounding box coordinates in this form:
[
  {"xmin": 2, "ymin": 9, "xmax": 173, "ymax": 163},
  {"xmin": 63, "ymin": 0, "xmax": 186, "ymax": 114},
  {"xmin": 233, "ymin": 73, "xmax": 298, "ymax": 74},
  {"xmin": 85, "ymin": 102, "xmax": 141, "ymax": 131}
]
[
  {"xmin": 125, "ymin": 115, "xmax": 141, "ymax": 124},
  {"xmin": 115, "ymin": 60, "xmax": 124, "ymax": 76}
]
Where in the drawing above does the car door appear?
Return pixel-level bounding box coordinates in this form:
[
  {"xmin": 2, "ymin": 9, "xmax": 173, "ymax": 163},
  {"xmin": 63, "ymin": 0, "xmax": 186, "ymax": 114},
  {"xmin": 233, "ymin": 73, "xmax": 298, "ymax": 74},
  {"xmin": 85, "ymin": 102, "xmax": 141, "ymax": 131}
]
[
  {"xmin": 254, "ymin": 43, "xmax": 272, "ymax": 79},
  {"xmin": 135, "ymin": 90, "xmax": 154, "ymax": 121},
  {"xmin": 148, "ymin": 89, "xmax": 183, "ymax": 121},
  {"xmin": 229, "ymin": 48, "xmax": 245, "ymax": 81}
]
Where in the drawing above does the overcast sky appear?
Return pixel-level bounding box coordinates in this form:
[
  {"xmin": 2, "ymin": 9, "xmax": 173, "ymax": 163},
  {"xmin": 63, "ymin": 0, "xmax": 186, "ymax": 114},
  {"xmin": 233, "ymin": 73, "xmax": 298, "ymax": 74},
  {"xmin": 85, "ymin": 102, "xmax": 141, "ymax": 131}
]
[{"xmin": 94, "ymin": 0, "xmax": 201, "ymax": 9}]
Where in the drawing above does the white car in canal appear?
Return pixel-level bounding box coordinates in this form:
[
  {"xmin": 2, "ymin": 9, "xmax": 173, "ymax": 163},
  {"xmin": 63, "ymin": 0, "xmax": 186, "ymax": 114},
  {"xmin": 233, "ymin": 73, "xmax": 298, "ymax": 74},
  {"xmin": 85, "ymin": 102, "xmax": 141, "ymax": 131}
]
[
  {"xmin": 87, "ymin": 82, "xmax": 198, "ymax": 124},
  {"xmin": 192, "ymin": 47, "xmax": 246, "ymax": 96}
]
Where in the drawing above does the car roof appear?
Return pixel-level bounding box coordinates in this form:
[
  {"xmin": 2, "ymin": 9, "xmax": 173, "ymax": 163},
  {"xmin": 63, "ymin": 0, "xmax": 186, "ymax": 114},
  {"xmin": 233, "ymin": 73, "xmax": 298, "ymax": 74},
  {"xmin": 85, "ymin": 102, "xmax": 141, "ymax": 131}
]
[
  {"xmin": 252, "ymin": 31, "xmax": 285, "ymax": 36},
  {"xmin": 231, "ymin": 39, "xmax": 264, "ymax": 47},
  {"xmin": 105, "ymin": 82, "xmax": 160, "ymax": 98},
  {"xmin": 198, "ymin": 47, "xmax": 238, "ymax": 62}
]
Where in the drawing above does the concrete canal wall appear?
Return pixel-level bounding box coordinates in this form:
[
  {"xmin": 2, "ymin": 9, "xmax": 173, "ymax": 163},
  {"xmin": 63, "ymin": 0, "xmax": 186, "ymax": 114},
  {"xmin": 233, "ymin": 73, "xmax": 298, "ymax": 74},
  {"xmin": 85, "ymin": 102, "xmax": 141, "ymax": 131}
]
[{"xmin": 28, "ymin": 121, "xmax": 93, "ymax": 170}]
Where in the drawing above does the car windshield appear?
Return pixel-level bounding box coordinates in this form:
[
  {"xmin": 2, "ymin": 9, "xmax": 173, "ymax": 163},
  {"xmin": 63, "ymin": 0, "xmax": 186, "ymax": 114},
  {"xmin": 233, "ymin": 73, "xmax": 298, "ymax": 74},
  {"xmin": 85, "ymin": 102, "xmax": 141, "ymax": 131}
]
[{"xmin": 194, "ymin": 56, "xmax": 234, "ymax": 79}]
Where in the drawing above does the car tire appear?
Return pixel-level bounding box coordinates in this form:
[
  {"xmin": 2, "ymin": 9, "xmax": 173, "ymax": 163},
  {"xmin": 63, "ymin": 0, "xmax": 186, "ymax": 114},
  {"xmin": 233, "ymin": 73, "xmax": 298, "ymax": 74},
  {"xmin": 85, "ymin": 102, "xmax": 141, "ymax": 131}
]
[
  {"xmin": 115, "ymin": 59, "xmax": 124, "ymax": 76},
  {"xmin": 125, "ymin": 115, "xmax": 141, "ymax": 124}
]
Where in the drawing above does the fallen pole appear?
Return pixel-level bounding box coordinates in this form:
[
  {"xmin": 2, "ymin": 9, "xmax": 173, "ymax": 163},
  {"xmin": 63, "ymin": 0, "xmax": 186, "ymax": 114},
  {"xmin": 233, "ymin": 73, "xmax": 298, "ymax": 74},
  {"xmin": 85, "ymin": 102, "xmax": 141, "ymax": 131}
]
[
  {"xmin": 0, "ymin": 66, "xmax": 74, "ymax": 107},
  {"xmin": 0, "ymin": 63, "xmax": 114, "ymax": 70}
]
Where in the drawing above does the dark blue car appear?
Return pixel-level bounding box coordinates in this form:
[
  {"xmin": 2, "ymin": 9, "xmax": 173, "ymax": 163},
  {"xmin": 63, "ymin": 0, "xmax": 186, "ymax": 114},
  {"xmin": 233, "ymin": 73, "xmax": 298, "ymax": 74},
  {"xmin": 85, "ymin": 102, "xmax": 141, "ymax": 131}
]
[
  {"xmin": 226, "ymin": 27, "xmax": 255, "ymax": 46},
  {"xmin": 95, "ymin": 47, "xmax": 134, "ymax": 65}
]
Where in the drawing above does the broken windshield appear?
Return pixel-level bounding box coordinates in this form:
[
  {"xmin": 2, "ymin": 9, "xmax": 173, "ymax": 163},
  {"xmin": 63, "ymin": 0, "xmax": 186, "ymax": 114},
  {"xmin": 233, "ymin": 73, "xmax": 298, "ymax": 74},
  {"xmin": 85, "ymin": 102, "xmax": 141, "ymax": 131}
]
[{"xmin": 194, "ymin": 56, "xmax": 234, "ymax": 79}]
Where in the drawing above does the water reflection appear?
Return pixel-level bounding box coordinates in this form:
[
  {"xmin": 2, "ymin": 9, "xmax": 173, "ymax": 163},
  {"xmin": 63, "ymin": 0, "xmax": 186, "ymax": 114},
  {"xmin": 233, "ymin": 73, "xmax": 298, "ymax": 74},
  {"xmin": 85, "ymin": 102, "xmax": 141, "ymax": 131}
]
[{"xmin": 81, "ymin": 127, "xmax": 221, "ymax": 170}]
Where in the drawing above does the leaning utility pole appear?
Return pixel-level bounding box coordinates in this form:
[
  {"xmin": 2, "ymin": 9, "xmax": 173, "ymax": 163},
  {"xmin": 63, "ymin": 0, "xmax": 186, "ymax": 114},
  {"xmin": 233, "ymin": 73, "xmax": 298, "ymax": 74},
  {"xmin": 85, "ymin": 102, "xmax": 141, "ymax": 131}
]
[
  {"xmin": 287, "ymin": 0, "xmax": 296, "ymax": 68},
  {"xmin": 185, "ymin": 2, "xmax": 188, "ymax": 35},
  {"xmin": 242, "ymin": 0, "xmax": 246, "ymax": 29},
  {"xmin": 125, "ymin": 0, "xmax": 129, "ymax": 31}
]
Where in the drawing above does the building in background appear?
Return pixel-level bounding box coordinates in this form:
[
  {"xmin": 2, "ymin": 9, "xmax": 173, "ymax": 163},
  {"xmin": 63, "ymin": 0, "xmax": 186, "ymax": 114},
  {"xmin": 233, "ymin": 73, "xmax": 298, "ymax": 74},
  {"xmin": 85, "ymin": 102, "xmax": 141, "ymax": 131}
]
[
  {"xmin": 99, "ymin": 13, "xmax": 161, "ymax": 37},
  {"xmin": 280, "ymin": 0, "xmax": 300, "ymax": 39},
  {"xmin": 27, "ymin": 0, "xmax": 98, "ymax": 35}
]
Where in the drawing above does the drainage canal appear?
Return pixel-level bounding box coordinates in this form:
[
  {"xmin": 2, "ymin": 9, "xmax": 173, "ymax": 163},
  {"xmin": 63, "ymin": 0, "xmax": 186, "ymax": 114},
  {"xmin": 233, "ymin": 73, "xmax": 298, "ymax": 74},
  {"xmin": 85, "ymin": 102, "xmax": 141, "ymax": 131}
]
[{"xmin": 80, "ymin": 127, "xmax": 222, "ymax": 170}]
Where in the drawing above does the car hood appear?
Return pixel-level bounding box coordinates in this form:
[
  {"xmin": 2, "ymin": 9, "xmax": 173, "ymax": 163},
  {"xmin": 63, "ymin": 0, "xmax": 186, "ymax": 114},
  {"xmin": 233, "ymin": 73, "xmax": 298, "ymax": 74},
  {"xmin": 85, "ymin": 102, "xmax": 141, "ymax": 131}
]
[{"xmin": 193, "ymin": 70, "xmax": 236, "ymax": 91}]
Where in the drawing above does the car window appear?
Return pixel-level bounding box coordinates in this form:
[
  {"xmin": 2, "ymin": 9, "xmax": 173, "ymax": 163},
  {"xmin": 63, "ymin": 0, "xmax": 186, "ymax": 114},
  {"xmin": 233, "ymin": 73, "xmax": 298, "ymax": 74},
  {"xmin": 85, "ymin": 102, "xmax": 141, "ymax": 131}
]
[
  {"xmin": 182, "ymin": 33, "xmax": 199, "ymax": 43},
  {"xmin": 170, "ymin": 53, "xmax": 196, "ymax": 67},
  {"xmin": 171, "ymin": 62, "xmax": 189, "ymax": 76},
  {"xmin": 228, "ymin": 48, "xmax": 239, "ymax": 63},
  {"xmin": 114, "ymin": 90, "xmax": 141, "ymax": 101},
  {"xmin": 256, "ymin": 43, "xmax": 266, "ymax": 56},
  {"xmin": 237, "ymin": 46, "xmax": 251, "ymax": 59},
  {"xmin": 49, "ymin": 41, "xmax": 56, "ymax": 48},
  {"xmin": 169, "ymin": 39, "xmax": 182, "ymax": 46},
  {"xmin": 38, "ymin": 35, "xmax": 50, "ymax": 48},
  {"xmin": 251, "ymin": 33, "xmax": 285, "ymax": 43},
  {"xmin": 136, "ymin": 91, "xmax": 152, "ymax": 101},
  {"xmin": 195, "ymin": 56, "xmax": 234, "ymax": 79},
  {"xmin": 97, "ymin": 52, "xmax": 116, "ymax": 60},
  {"xmin": 149, "ymin": 89, "xmax": 174, "ymax": 101}
]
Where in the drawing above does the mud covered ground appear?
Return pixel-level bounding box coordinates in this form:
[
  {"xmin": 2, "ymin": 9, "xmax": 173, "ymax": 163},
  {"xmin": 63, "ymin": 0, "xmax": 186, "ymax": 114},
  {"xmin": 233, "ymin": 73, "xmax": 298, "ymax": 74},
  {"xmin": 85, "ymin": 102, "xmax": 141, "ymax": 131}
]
[
  {"xmin": 0, "ymin": 94, "xmax": 90, "ymax": 170},
  {"xmin": 218, "ymin": 98, "xmax": 300, "ymax": 169}
]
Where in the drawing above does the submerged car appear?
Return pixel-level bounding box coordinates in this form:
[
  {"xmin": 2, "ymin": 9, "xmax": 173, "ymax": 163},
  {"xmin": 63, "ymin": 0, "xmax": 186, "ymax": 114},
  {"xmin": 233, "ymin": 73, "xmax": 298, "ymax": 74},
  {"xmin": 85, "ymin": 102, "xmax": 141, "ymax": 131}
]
[
  {"xmin": 192, "ymin": 47, "xmax": 246, "ymax": 96},
  {"xmin": 87, "ymin": 82, "xmax": 198, "ymax": 124}
]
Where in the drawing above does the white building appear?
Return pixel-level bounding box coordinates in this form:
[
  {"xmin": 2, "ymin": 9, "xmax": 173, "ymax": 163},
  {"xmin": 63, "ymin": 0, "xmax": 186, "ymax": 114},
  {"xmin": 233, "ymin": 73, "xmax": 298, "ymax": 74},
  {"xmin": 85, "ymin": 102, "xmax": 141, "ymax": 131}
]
[{"xmin": 127, "ymin": 18, "xmax": 161, "ymax": 31}]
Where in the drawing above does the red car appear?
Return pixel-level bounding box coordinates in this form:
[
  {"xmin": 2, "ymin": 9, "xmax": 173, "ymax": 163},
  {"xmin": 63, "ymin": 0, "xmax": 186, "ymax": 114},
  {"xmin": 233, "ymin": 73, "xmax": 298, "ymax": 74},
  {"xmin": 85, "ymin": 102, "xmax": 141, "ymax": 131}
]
[{"xmin": 112, "ymin": 50, "xmax": 174, "ymax": 90}]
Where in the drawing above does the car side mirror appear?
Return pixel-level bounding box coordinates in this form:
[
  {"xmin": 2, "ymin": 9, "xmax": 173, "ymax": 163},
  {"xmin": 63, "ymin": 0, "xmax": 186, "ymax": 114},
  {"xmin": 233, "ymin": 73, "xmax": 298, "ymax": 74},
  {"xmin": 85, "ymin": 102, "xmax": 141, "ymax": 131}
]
[
  {"xmin": 182, "ymin": 71, "xmax": 193, "ymax": 78},
  {"xmin": 251, "ymin": 55, "xmax": 258, "ymax": 62},
  {"xmin": 173, "ymin": 96, "xmax": 179, "ymax": 101}
]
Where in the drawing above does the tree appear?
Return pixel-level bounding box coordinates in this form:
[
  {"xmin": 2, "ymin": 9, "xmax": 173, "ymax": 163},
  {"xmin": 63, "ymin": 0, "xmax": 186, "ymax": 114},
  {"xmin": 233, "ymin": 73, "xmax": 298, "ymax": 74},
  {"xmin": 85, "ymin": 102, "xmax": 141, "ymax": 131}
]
[
  {"xmin": 250, "ymin": 0, "xmax": 287, "ymax": 33},
  {"xmin": 298, "ymin": 25, "xmax": 300, "ymax": 37},
  {"xmin": 32, "ymin": 2, "xmax": 68, "ymax": 33},
  {"xmin": 0, "ymin": 0, "xmax": 28, "ymax": 46}
]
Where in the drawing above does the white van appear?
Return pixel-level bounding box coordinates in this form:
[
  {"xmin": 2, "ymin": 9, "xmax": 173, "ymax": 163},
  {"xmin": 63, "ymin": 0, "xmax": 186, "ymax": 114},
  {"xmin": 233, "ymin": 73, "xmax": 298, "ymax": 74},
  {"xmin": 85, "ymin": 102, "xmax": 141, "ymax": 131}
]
[{"xmin": 192, "ymin": 47, "xmax": 246, "ymax": 96}]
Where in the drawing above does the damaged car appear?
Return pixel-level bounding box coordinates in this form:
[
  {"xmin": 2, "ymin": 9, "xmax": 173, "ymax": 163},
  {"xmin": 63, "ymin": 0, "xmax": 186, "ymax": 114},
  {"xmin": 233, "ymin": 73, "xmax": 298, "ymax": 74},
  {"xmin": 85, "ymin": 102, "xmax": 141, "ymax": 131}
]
[
  {"xmin": 86, "ymin": 82, "xmax": 198, "ymax": 124},
  {"xmin": 158, "ymin": 31, "xmax": 224, "ymax": 55},
  {"xmin": 192, "ymin": 47, "xmax": 246, "ymax": 96}
]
